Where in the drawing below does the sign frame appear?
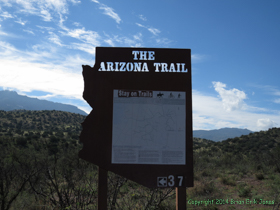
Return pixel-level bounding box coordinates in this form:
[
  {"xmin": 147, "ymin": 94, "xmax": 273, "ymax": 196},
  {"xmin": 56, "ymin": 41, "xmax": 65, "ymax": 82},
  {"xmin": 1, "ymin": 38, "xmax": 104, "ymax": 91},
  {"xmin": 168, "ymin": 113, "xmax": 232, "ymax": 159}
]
[{"xmin": 79, "ymin": 47, "xmax": 193, "ymax": 188}]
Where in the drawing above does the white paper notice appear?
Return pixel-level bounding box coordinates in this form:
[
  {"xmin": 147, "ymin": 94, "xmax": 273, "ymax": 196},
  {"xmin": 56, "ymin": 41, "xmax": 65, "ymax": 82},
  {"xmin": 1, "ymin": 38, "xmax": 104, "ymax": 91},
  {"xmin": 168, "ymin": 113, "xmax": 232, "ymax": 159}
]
[{"xmin": 112, "ymin": 90, "xmax": 186, "ymax": 165}]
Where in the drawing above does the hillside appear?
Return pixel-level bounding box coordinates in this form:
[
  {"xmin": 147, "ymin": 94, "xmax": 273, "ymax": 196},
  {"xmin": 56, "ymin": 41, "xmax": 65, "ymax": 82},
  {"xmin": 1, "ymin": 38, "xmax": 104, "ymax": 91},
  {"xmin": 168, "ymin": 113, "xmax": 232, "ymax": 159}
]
[
  {"xmin": 0, "ymin": 110, "xmax": 280, "ymax": 209},
  {"xmin": 0, "ymin": 90, "xmax": 87, "ymax": 115},
  {"xmin": 195, "ymin": 127, "xmax": 280, "ymax": 155},
  {"xmin": 0, "ymin": 109, "xmax": 84, "ymax": 136},
  {"xmin": 193, "ymin": 127, "xmax": 253, "ymax": 141}
]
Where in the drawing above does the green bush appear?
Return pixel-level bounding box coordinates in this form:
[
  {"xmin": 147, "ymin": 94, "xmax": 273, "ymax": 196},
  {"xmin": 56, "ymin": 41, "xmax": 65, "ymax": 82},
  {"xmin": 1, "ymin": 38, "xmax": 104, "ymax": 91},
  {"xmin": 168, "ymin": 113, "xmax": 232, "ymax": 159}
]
[
  {"xmin": 201, "ymin": 169, "xmax": 212, "ymax": 177},
  {"xmin": 192, "ymin": 180, "xmax": 216, "ymax": 196},
  {"xmin": 255, "ymin": 173, "xmax": 265, "ymax": 180},
  {"xmin": 238, "ymin": 184, "xmax": 252, "ymax": 198},
  {"xmin": 220, "ymin": 175, "xmax": 236, "ymax": 186}
]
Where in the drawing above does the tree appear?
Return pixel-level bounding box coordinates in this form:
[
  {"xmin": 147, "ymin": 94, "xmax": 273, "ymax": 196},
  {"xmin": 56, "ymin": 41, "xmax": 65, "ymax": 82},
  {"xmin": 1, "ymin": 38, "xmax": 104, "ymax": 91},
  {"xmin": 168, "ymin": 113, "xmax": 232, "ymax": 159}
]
[
  {"xmin": 0, "ymin": 144, "xmax": 40, "ymax": 210},
  {"xmin": 29, "ymin": 147, "xmax": 98, "ymax": 209}
]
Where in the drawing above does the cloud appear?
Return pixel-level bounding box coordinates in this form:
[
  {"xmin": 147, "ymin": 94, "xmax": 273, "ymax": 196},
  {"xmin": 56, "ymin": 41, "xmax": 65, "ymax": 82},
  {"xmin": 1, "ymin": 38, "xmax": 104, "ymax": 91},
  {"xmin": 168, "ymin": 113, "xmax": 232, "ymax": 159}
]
[
  {"xmin": 57, "ymin": 23, "xmax": 100, "ymax": 54},
  {"xmin": 0, "ymin": 0, "xmax": 12, "ymax": 7},
  {"xmin": 148, "ymin": 27, "xmax": 160, "ymax": 36},
  {"xmin": 267, "ymin": 86, "xmax": 280, "ymax": 96},
  {"xmin": 0, "ymin": 0, "xmax": 75, "ymax": 22},
  {"xmin": 0, "ymin": 28, "xmax": 8, "ymax": 36},
  {"xmin": 192, "ymin": 89, "xmax": 280, "ymax": 131},
  {"xmin": 0, "ymin": 41, "xmax": 86, "ymax": 99},
  {"xmin": 213, "ymin": 81, "xmax": 247, "ymax": 112},
  {"xmin": 91, "ymin": 0, "xmax": 121, "ymax": 24},
  {"xmin": 0, "ymin": 58, "xmax": 83, "ymax": 99},
  {"xmin": 15, "ymin": 18, "xmax": 27, "ymax": 25},
  {"xmin": 69, "ymin": 43, "xmax": 96, "ymax": 55},
  {"xmin": 136, "ymin": 23, "xmax": 161, "ymax": 36},
  {"xmin": 251, "ymin": 84, "xmax": 280, "ymax": 96},
  {"xmin": 48, "ymin": 32, "xmax": 63, "ymax": 46},
  {"xmin": 257, "ymin": 118, "xmax": 277, "ymax": 130},
  {"xmin": 0, "ymin": 11, "xmax": 14, "ymax": 19},
  {"xmin": 156, "ymin": 38, "xmax": 172, "ymax": 46},
  {"xmin": 0, "ymin": 39, "xmax": 93, "ymax": 113},
  {"xmin": 23, "ymin": 29, "xmax": 35, "ymax": 35},
  {"xmin": 99, "ymin": 5, "xmax": 121, "ymax": 24},
  {"xmin": 73, "ymin": 22, "xmax": 82, "ymax": 27},
  {"xmin": 102, "ymin": 33, "xmax": 143, "ymax": 47},
  {"xmin": 60, "ymin": 27, "xmax": 100, "ymax": 46},
  {"xmin": 139, "ymin": 14, "xmax": 147, "ymax": 21},
  {"xmin": 133, "ymin": 33, "xmax": 142, "ymax": 41},
  {"xmin": 191, "ymin": 54, "xmax": 207, "ymax": 63},
  {"xmin": 37, "ymin": 25, "xmax": 55, "ymax": 32},
  {"xmin": 249, "ymin": 84, "xmax": 280, "ymax": 105},
  {"xmin": 0, "ymin": 41, "xmax": 19, "ymax": 55},
  {"xmin": 40, "ymin": 9, "xmax": 52, "ymax": 21},
  {"xmin": 69, "ymin": 0, "xmax": 81, "ymax": 4}
]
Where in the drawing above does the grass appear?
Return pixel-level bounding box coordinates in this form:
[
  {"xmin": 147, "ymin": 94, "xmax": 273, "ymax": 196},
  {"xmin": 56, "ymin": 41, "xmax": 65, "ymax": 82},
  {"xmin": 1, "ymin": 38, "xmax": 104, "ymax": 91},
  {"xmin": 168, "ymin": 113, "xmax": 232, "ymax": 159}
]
[{"xmin": 186, "ymin": 168, "xmax": 279, "ymax": 210}]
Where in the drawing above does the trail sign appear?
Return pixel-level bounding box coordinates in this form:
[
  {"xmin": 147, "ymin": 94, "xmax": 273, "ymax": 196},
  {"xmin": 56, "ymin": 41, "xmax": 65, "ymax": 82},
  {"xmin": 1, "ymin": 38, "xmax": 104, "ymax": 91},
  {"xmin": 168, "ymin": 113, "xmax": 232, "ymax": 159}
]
[{"xmin": 79, "ymin": 47, "xmax": 193, "ymax": 188}]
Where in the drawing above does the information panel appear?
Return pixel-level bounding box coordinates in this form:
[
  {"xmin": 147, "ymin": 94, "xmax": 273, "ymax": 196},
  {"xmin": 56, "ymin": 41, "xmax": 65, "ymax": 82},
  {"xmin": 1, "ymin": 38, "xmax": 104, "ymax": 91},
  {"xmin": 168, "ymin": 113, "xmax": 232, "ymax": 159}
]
[{"xmin": 112, "ymin": 89, "xmax": 186, "ymax": 165}]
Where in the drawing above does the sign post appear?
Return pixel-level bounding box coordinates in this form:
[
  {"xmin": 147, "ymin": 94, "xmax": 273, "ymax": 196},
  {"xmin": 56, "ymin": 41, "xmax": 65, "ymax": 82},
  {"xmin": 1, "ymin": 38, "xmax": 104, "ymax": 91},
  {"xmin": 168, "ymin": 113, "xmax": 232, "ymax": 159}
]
[
  {"xmin": 176, "ymin": 187, "xmax": 186, "ymax": 210},
  {"xmin": 98, "ymin": 167, "xmax": 107, "ymax": 210},
  {"xmin": 79, "ymin": 47, "xmax": 193, "ymax": 209}
]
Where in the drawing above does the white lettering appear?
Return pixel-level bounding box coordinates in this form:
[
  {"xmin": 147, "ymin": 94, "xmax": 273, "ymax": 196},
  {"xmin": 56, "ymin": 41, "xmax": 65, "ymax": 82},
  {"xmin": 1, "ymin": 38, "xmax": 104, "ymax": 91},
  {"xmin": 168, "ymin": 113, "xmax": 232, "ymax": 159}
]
[
  {"xmin": 98, "ymin": 61, "xmax": 187, "ymax": 73},
  {"xmin": 153, "ymin": 62, "xmax": 188, "ymax": 73},
  {"xmin": 126, "ymin": 62, "xmax": 133, "ymax": 71},
  {"xmin": 107, "ymin": 62, "xmax": 114, "ymax": 71},
  {"xmin": 132, "ymin": 51, "xmax": 139, "ymax": 60},
  {"xmin": 115, "ymin": 62, "xmax": 119, "ymax": 71},
  {"xmin": 140, "ymin": 51, "xmax": 147, "ymax": 60},
  {"xmin": 170, "ymin": 63, "xmax": 175, "ymax": 72},
  {"xmin": 120, "ymin": 62, "xmax": 126, "ymax": 71},
  {"xmin": 176, "ymin": 63, "xmax": 181, "ymax": 72},
  {"xmin": 181, "ymin": 63, "xmax": 188, "ymax": 72},
  {"xmin": 132, "ymin": 51, "xmax": 155, "ymax": 61},
  {"xmin": 154, "ymin": 63, "xmax": 160, "ymax": 72},
  {"xmin": 99, "ymin": 62, "xmax": 106, "ymax": 71},
  {"xmin": 161, "ymin": 63, "xmax": 168, "ymax": 72},
  {"xmin": 142, "ymin": 63, "xmax": 148, "ymax": 72},
  {"xmin": 99, "ymin": 62, "xmax": 150, "ymax": 72},
  {"xmin": 148, "ymin": 51, "xmax": 155, "ymax": 60},
  {"xmin": 134, "ymin": 62, "xmax": 141, "ymax": 72}
]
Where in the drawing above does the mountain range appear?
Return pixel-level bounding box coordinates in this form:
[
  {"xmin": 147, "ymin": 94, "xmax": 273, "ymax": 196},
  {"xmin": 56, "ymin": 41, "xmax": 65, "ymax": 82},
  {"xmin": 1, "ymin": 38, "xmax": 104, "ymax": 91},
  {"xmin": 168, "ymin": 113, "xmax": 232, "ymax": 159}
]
[
  {"xmin": 193, "ymin": 127, "xmax": 253, "ymax": 141},
  {"xmin": 0, "ymin": 90, "xmax": 87, "ymax": 115}
]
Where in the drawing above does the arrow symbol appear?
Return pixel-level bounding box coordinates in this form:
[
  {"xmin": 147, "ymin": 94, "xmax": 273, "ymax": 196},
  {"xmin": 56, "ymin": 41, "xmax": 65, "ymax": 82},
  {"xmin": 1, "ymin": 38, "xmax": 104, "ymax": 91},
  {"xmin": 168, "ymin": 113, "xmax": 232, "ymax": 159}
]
[{"xmin": 157, "ymin": 177, "xmax": 167, "ymax": 187}]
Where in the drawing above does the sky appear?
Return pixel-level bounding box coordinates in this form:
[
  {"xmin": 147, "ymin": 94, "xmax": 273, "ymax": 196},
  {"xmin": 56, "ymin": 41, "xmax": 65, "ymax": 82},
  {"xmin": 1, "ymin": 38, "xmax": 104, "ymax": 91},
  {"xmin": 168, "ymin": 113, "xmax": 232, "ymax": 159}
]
[{"xmin": 0, "ymin": 0, "xmax": 279, "ymax": 132}]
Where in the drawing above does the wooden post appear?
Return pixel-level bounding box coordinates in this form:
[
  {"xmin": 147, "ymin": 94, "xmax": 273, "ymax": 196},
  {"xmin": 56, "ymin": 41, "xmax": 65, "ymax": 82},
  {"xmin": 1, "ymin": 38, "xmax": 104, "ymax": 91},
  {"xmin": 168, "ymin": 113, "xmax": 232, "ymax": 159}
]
[
  {"xmin": 98, "ymin": 167, "xmax": 107, "ymax": 210},
  {"xmin": 176, "ymin": 187, "xmax": 186, "ymax": 210}
]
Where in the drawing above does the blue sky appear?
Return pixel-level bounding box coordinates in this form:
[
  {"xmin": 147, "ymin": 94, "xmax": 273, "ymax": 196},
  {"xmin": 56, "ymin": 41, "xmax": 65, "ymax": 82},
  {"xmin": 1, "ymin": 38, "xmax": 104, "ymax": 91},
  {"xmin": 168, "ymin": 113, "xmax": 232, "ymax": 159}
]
[{"xmin": 0, "ymin": 0, "xmax": 279, "ymax": 131}]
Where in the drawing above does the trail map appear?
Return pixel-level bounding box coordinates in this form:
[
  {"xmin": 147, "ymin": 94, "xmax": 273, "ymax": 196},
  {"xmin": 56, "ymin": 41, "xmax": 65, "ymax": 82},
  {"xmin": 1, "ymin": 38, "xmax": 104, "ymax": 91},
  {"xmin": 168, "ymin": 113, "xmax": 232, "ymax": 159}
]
[{"xmin": 112, "ymin": 90, "xmax": 186, "ymax": 165}]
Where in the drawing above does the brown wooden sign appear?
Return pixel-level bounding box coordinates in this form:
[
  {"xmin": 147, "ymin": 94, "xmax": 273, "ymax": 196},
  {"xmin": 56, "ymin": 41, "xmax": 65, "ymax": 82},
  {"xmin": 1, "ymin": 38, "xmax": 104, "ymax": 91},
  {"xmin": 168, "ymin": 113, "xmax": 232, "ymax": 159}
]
[{"xmin": 79, "ymin": 47, "xmax": 193, "ymax": 188}]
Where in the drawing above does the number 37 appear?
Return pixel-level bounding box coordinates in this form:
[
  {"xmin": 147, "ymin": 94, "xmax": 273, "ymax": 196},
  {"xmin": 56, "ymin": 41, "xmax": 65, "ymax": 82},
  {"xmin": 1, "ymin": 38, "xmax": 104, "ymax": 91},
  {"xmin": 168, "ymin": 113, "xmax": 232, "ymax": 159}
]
[{"xmin": 168, "ymin": 175, "xmax": 184, "ymax": 187}]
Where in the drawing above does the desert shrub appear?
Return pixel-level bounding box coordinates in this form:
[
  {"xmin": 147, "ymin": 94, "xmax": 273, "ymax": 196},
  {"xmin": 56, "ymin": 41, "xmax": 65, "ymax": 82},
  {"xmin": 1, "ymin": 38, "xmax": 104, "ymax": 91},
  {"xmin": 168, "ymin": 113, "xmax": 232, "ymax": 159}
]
[
  {"xmin": 201, "ymin": 169, "xmax": 212, "ymax": 177},
  {"xmin": 192, "ymin": 179, "xmax": 216, "ymax": 197},
  {"xmin": 235, "ymin": 161, "xmax": 249, "ymax": 175},
  {"xmin": 238, "ymin": 172, "xmax": 244, "ymax": 178},
  {"xmin": 255, "ymin": 173, "xmax": 265, "ymax": 180},
  {"xmin": 238, "ymin": 183, "xmax": 252, "ymax": 198},
  {"xmin": 220, "ymin": 175, "xmax": 236, "ymax": 186}
]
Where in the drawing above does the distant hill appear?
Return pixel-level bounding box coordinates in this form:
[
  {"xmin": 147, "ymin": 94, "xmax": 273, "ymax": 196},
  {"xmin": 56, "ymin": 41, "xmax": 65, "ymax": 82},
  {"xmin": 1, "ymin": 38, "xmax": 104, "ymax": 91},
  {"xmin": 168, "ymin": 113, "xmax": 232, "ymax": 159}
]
[
  {"xmin": 193, "ymin": 127, "xmax": 253, "ymax": 142},
  {"xmin": 0, "ymin": 90, "xmax": 87, "ymax": 115}
]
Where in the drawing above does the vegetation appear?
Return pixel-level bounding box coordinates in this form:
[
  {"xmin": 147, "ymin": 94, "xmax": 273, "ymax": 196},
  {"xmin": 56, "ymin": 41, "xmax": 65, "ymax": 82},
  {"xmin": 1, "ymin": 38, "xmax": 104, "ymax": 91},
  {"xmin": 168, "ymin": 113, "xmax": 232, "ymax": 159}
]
[{"xmin": 0, "ymin": 110, "xmax": 280, "ymax": 209}]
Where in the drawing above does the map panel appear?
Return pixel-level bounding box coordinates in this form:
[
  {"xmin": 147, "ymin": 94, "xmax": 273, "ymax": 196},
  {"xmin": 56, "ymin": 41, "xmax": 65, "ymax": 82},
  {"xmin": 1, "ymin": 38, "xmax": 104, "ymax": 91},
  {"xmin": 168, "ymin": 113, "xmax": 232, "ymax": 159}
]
[{"xmin": 112, "ymin": 90, "xmax": 186, "ymax": 165}]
